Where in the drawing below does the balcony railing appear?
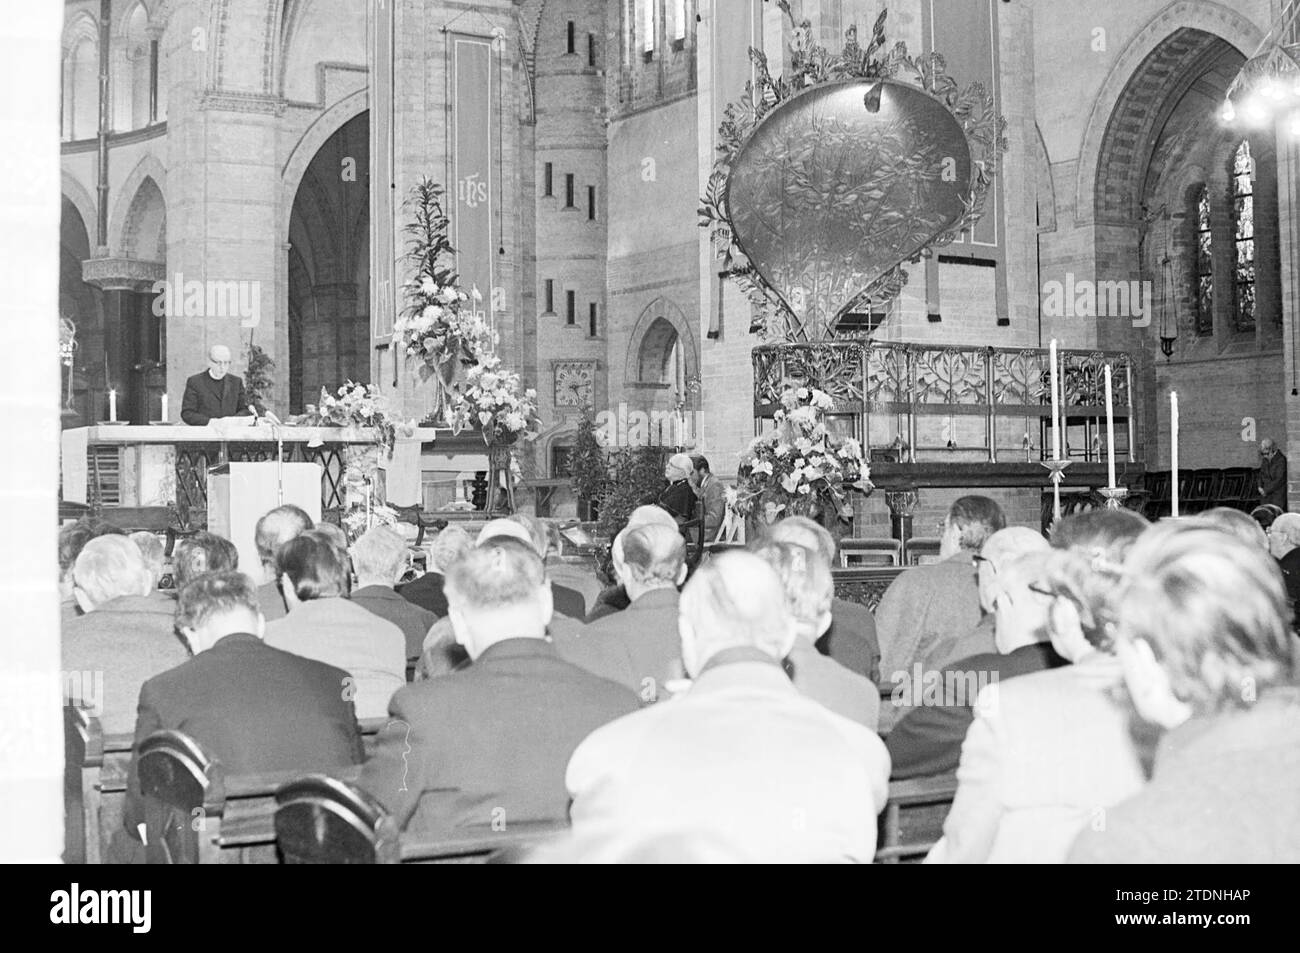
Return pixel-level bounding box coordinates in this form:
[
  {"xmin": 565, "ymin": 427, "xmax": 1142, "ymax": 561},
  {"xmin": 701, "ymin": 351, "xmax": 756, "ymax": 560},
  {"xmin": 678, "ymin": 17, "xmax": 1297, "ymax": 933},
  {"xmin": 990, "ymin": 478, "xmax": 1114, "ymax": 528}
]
[{"xmin": 752, "ymin": 341, "xmax": 1137, "ymax": 465}]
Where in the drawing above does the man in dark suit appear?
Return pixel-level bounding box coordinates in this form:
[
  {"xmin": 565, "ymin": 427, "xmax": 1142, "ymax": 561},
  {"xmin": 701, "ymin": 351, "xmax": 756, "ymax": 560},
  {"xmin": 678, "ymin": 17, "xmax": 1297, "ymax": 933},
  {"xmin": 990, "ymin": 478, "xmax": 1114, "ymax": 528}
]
[
  {"xmin": 350, "ymin": 525, "xmax": 436, "ymax": 663},
  {"xmin": 361, "ymin": 537, "xmax": 639, "ymax": 836},
  {"xmin": 398, "ymin": 525, "xmax": 471, "ymax": 616},
  {"xmin": 252, "ymin": 504, "xmax": 314, "ymax": 621},
  {"xmin": 180, "ymin": 344, "xmax": 254, "ymax": 425},
  {"xmin": 1259, "ymin": 437, "xmax": 1288, "ymax": 510},
  {"xmin": 553, "ymin": 522, "xmax": 688, "ymax": 701},
  {"xmin": 121, "ymin": 572, "xmax": 364, "ymax": 844},
  {"xmin": 658, "ymin": 453, "xmax": 697, "ymax": 530}
]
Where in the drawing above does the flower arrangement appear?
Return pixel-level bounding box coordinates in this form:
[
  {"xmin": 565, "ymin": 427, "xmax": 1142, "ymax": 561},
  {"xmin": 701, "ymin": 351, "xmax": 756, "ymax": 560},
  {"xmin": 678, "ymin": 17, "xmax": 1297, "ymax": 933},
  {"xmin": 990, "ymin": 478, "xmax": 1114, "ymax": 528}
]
[
  {"xmin": 394, "ymin": 178, "xmax": 497, "ymax": 389},
  {"xmin": 733, "ymin": 383, "xmax": 872, "ymax": 522},
  {"xmin": 342, "ymin": 501, "xmax": 400, "ymax": 543},
  {"xmin": 447, "ymin": 355, "xmax": 540, "ymax": 443},
  {"xmin": 294, "ymin": 381, "xmax": 414, "ymax": 457}
]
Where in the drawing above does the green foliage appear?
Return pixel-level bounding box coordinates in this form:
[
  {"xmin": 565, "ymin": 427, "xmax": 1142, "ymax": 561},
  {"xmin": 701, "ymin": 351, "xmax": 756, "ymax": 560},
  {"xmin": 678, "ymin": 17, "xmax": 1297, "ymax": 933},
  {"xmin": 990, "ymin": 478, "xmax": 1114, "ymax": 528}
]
[
  {"xmin": 402, "ymin": 177, "xmax": 459, "ymax": 314},
  {"xmin": 569, "ymin": 411, "xmax": 606, "ymax": 507},
  {"xmin": 595, "ymin": 445, "xmax": 669, "ymax": 540},
  {"xmin": 245, "ymin": 343, "xmax": 274, "ymax": 410}
]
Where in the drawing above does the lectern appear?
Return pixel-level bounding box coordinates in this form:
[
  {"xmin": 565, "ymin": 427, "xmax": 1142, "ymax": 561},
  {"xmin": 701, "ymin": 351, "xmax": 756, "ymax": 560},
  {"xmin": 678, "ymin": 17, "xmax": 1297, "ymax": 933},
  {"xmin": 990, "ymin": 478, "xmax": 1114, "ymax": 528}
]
[{"xmin": 208, "ymin": 462, "xmax": 322, "ymax": 581}]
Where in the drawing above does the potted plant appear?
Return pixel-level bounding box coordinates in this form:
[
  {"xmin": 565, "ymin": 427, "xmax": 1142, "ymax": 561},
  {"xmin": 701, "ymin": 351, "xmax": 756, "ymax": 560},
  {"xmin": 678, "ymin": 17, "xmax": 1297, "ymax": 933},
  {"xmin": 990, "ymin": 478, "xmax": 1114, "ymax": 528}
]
[{"xmin": 569, "ymin": 410, "xmax": 606, "ymax": 521}]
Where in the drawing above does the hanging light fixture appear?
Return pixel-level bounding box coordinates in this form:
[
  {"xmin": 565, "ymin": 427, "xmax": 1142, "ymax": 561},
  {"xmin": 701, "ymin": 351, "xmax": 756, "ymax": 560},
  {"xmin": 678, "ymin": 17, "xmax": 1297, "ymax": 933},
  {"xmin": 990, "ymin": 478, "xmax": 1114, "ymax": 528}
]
[
  {"xmin": 1158, "ymin": 211, "xmax": 1177, "ymax": 360},
  {"xmin": 1222, "ymin": 1, "xmax": 1300, "ymax": 132}
]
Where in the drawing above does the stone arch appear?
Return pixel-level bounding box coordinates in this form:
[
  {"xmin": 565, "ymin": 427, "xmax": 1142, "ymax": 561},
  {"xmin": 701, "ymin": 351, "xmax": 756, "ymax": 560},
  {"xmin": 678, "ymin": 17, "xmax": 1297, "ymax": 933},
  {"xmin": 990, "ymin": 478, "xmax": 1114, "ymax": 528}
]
[
  {"xmin": 1074, "ymin": 0, "xmax": 1263, "ymax": 226},
  {"xmin": 624, "ymin": 296, "xmax": 698, "ymax": 387},
  {"xmin": 61, "ymin": 171, "xmax": 98, "ymax": 248},
  {"xmin": 280, "ymin": 86, "xmax": 368, "ymax": 240},
  {"xmin": 110, "ymin": 153, "xmax": 168, "ymax": 256},
  {"xmin": 119, "ymin": 178, "xmax": 167, "ymax": 262}
]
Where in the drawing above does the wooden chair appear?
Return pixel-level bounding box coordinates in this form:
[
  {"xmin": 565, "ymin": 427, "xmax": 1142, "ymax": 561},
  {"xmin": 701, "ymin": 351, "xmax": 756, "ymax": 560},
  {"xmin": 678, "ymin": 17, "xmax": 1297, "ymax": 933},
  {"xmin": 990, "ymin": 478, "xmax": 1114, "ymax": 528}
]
[
  {"xmin": 838, "ymin": 538, "xmax": 901, "ymax": 567},
  {"xmin": 64, "ymin": 707, "xmax": 136, "ymax": 865},
  {"xmin": 903, "ymin": 537, "xmax": 942, "ymax": 566},
  {"xmin": 275, "ymin": 774, "xmax": 400, "ymax": 864},
  {"xmin": 137, "ymin": 730, "xmax": 223, "ymax": 864},
  {"xmin": 1217, "ymin": 468, "xmax": 1251, "ymax": 510},
  {"xmin": 874, "ymin": 771, "xmax": 959, "ymax": 864}
]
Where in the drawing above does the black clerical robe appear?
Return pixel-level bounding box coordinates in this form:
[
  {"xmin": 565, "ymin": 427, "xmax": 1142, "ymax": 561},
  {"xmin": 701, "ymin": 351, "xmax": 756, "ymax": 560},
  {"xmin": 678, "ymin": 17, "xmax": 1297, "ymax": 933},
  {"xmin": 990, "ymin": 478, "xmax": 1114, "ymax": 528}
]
[{"xmin": 181, "ymin": 371, "xmax": 253, "ymax": 425}]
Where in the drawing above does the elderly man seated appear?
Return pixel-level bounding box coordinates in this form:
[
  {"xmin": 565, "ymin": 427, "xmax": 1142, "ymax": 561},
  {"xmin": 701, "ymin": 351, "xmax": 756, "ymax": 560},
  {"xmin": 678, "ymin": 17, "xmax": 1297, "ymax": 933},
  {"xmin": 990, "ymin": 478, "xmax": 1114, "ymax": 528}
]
[
  {"xmin": 885, "ymin": 554, "xmax": 1067, "ymax": 779},
  {"xmin": 57, "ymin": 518, "xmax": 125, "ymax": 622},
  {"xmin": 252, "ymin": 504, "xmax": 314, "ymax": 622},
  {"xmin": 121, "ymin": 571, "xmax": 365, "ymax": 855},
  {"xmin": 264, "ymin": 529, "xmax": 405, "ymax": 719},
  {"xmin": 874, "ymin": 496, "xmax": 1005, "ymax": 705},
  {"xmin": 565, "ymin": 552, "xmax": 891, "ymax": 863},
  {"xmin": 1268, "ymin": 512, "xmax": 1300, "ymax": 628},
  {"xmin": 585, "ymin": 505, "xmax": 683, "ymax": 622},
  {"xmin": 350, "ymin": 525, "xmax": 436, "ymax": 665},
  {"xmin": 418, "ymin": 520, "xmax": 586, "ymax": 679},
  {"xmin": 62, "ymin": 536, "xmax": 190, "ymax": 733},
  {"xmin": 921, "ymin": 526, "xmax": 1049, "ymax": 671},
  {"xmin": 751, "ymin": 539, "xmax": 879, "ymax": 730},
  {"xmin": 361, "ymin": 537, "xmax": 639, "ymax": 835},
  {"xmin": 554, "ymin": 522, "xmax": 688, "ymax": 701}
]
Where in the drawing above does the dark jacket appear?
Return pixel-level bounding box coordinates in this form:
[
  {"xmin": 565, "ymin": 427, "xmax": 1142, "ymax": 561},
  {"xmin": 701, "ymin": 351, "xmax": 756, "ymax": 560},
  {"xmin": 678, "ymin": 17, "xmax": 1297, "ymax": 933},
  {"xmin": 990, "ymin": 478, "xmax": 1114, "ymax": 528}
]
[
  {"xmin": 885, "ymin": 641, "xmax": 1068, "ymax": 779},
  {"xmin": 552, "ymin": 587, "xmax": 684, "ymax": 699},
  {"xmin": 180, "ymin": 370, "xmax": 253, "ymax": 425},
  {"xmin": 352, "ymin": 585, "xmax": 437, "ymax": 662},
  {"xmin": 397, "ymin": 570, "xmax": 449, "ymax": 617},
  {"xmin": 658, "ymin": 480, "xmax": 696, "ymax": 525},
  {"xmin": 1260, "ymin": 452, "xmax": 1289, "ymax": 509},
  {"xmin": 360, "ymin": 637, "xmax": 639, "ymax": 835},
  {"xmin": 585, "ymin": 584, "xmax": 632, "ymax": 623},
  {"xmin": 122, "ymin": 633, "xmax": 364, "ymax": 835}
]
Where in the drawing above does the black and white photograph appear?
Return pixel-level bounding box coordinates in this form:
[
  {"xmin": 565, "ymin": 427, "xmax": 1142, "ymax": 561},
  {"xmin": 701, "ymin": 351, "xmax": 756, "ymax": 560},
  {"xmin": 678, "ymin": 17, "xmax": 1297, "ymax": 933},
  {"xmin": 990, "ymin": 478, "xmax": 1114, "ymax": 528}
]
[{"xmin": 0, "ymin": 0, "xmax": 1296, "ymax": 891}]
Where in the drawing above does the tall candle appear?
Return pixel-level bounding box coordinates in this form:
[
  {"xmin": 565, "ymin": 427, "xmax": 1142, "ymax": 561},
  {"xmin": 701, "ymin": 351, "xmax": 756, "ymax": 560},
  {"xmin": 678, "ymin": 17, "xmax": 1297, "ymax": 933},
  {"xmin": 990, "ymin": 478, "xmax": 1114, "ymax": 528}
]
[
  {"xmin": 108, "ymin": 388, "xmax": 117, "ymax": 422},
  {"xmin": 1170, "ymin": 390, "xmax": 1180, "ymax": 517},
  {"xmin": 160, "ymin": 393, "xmax": 169, "ymax": 422},
  {"xmin": 1104, "ymin": 364, "xmax": 1116, "ymax": 488},
  {"xmin": 1049, "ymin": 340, "xmax": 1061, "ymax": 459}
]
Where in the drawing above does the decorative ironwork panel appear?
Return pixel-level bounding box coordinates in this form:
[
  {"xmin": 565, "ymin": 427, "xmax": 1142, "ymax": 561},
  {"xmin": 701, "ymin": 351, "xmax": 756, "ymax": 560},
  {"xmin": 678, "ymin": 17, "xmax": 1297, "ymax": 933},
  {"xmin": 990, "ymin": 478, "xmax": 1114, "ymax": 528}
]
[
  {"xmin": 753, "ymin": 343, "xmax": 866, "ymax": 408},
  {"xmin": 992, "ymin": 349, "xmax": 1049, "ymax": 406},
  {"xmin": 1061, "ymin": 352, "xmax": 1129, "ymax": 407},
  {"xmin": 174, "ymin": 446, "xmax": 212, "ymax": 527},
  {"xmin": 865, "ymin": 344, "xmax": 910, "ymax": 406},
  {"xmin": 832, "ymin": 567, "xmax": 905, "ymax": 614},
  {"xmin": 753, "ymin": 347, "xmax": 786, "ymax": 405},
  {"xmin": 300, "ymin": 445, "xmax": 347, "ymax": 512},
  {"xmin": 913, "ymin": 347, "xmax": 987, "ymax": 406}
]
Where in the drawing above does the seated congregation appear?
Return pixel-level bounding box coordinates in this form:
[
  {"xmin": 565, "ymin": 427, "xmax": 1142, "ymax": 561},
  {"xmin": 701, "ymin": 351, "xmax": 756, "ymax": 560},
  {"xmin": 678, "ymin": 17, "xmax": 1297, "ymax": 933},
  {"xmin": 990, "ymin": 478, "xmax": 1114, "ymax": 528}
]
[{"xmin": 59, "ymin": 489, "xmax": 1300, "ymax": 863}]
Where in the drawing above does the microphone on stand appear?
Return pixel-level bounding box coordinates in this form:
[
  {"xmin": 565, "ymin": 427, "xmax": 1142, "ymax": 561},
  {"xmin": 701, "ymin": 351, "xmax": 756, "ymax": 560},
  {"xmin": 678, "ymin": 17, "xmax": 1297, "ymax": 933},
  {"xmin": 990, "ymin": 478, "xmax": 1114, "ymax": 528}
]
[{"xmin": 250, "ymin": 404, "xmax": 286, "ymax": 505}]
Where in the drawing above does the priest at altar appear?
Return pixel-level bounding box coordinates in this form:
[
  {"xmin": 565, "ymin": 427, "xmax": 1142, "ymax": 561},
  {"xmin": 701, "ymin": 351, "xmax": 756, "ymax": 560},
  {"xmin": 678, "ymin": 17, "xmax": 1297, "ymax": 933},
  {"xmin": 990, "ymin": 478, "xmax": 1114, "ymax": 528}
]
[{"xmin": 181, "ymin": 344, "xmax": 254, "ymax": 425}]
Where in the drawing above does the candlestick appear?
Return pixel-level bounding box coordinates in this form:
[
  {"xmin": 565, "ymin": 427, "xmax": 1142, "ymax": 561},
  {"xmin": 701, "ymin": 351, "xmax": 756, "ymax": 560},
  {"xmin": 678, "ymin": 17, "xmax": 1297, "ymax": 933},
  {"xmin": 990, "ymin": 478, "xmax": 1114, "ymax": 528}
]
[
  {"xmin": 1170, "ymin": 390, "xmax": 1180, "ymax": 518},
  {"xmin": 160, "ymin": 393, "xmax": 169, "ymax": 422},
  {"xmin": 1049, "ymin": 340, "xmax": 1061, "ymax": 459},
  {"xmin": 108, "ymin": 389, "xmax": 117, "ymax": 422},
  {"xmin": 1041, "ymin": 458, "xmax": 1071, "ymax": 523},
  {"xmin": 1104, "ymin": 364, "xmax": 1116, "ymax": 489}
]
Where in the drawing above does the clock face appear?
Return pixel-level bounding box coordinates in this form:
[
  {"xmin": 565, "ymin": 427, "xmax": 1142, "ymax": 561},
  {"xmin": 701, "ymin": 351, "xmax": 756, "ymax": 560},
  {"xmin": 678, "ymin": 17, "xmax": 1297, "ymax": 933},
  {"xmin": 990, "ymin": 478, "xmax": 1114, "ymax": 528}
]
[{"xmin": 554, "ymin": 362, "xmax": 595, "ymax": 407}]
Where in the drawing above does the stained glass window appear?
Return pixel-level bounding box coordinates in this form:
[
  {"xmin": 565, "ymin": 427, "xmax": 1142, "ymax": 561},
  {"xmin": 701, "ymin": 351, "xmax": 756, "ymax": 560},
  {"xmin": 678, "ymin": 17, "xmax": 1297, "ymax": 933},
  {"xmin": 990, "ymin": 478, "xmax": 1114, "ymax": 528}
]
[
  {"xmin": 1232, "ymin": 140, "xmax": 1255, "ymax": 331},
  {"xmin": 1194, "ymin": 184, "xmax": 1212, "ymax": 335}
]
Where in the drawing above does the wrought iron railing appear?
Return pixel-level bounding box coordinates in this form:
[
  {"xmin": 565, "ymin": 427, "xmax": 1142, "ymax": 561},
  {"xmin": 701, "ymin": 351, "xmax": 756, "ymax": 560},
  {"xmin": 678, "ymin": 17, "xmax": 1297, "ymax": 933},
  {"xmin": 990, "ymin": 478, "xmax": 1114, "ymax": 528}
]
[{"xmin": 753, "ymin": 342, "xmax": 1137, "ymax": 465}]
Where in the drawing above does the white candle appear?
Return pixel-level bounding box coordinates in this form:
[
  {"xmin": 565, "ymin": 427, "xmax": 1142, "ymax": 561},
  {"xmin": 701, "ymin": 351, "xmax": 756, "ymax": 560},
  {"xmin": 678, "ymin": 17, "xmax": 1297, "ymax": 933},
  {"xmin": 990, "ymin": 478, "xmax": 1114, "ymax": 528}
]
[
  {"xmin": 1049, "ymin": 340, "xmax": 1061, "ymax": 459},
  {"xmin": 160, "ymin": 393, "xmax": 169, "ymax": 422},
  {"xmin": 1104, "ymin": 364, "xmax": 1116, "ymax": 488},
  {"xmin": 1170, "ymin": 391, "xmax": 1180, "ymax": 517},
  {"xmin": 108, "ymin": 388, "xmax": 117, "ymax": 422}
]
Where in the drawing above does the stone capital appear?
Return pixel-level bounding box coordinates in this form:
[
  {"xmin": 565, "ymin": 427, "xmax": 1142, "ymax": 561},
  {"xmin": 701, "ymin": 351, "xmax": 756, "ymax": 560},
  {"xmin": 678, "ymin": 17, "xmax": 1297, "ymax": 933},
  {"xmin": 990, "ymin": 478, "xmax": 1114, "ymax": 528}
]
[{"xmin": 81, "ymin": 257, "xmax": 166, "ymax": 292}]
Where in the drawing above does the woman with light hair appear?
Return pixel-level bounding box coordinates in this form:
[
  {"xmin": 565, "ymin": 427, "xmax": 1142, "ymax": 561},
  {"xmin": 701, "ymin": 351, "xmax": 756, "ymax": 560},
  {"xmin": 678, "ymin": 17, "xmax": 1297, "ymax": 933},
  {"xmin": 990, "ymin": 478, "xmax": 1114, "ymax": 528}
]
[{"xmin": 1070, "ymin": 521, "xmax": 1300, "ymax": 863}]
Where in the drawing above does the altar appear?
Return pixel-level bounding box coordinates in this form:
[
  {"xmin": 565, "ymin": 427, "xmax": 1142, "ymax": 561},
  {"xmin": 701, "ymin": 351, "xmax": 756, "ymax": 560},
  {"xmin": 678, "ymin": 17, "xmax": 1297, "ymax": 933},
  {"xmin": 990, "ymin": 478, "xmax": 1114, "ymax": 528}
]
[{"xmin": 60, "ymin": 424, "xmax": 493, "ymax": 526}]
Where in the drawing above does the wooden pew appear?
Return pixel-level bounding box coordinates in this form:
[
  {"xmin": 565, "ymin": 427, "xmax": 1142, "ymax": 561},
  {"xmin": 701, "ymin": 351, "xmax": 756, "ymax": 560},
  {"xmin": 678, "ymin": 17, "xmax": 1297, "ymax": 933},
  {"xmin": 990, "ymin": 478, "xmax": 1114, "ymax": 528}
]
[
  {"xmin": 873, "ymin": 771, "xmax": 959, "ymax": 864},
  {"xmin": 66, "ymin": 709, "xmax": 388, "ymax": 864}
]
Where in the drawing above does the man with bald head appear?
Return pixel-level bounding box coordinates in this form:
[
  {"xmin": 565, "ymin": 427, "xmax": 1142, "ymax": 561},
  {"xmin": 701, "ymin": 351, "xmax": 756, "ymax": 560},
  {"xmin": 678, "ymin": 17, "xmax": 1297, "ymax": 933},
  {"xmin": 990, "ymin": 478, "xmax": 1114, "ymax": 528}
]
[
  {"xmin": 253, "ymin": 504, "xmax": 314, "ymax": 621},
  {"xmin": 566, "ymin": 552, "xmax": 891, "ymax": 862},
  {"xmin": 554, "ymin": 521, "xmax": 689, "ymax": 701},
  {"xmin": 585, "ymin": 505, "xmax": 681, "ymax": 622},
  {"xmin": 180, "ymin": 344, "xmax": 255, "ymax": 425},
  {"xmin": 922, "ymin": 526, "xmax": 1050, "ymax": 671}
]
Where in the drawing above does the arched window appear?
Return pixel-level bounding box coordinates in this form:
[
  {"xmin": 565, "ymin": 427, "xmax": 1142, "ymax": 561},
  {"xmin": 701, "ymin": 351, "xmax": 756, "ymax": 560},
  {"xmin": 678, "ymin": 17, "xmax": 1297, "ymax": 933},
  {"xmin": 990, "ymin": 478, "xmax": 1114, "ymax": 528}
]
[
  {"xmin": 64, "ymin": 35, "xmax": 98, "ymax": 140},
  {"xmin": 1194, "ymin": 184, "xmax": 1212, "ymax": 336},
  {"xmin": 123, "ymin": 3, "xmax": 152, "ymax": 130},
  {"xmin": 1232, "ymin": 139, "xmax": 1255, "ymax": 331}
]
